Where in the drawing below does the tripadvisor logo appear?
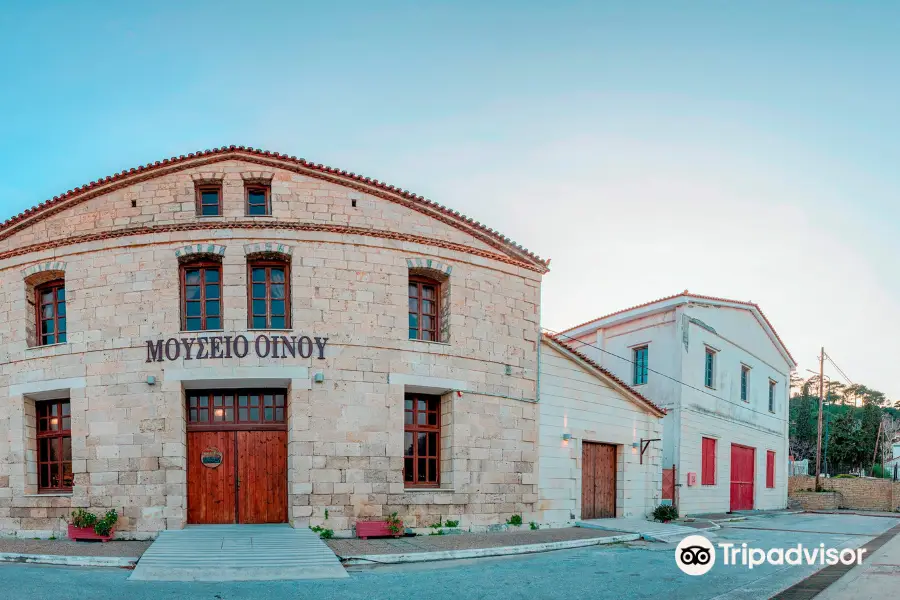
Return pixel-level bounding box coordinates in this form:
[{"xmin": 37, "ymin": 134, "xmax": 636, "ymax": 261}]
[
  {"xmin": 676, "ymin": 535, "xmax": 716, "ymax": 576},
  {"xmin": 675, "ymin": 534, "xmax": 867, "ymax": 576}
]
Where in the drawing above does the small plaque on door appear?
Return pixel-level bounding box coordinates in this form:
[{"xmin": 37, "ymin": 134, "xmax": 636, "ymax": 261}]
[{"xmin": 200, "ymin": 447, "xmax": 223, "ymax": 468}]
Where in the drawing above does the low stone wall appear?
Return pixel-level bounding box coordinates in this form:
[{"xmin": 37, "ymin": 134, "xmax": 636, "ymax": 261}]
[
  {"xmin": 791, "ymin": 491, "xmax": 840, "ymax": 511},
  {"xmin": 788, "ymin": 475, "xmax": 900, "ymax": 511}
]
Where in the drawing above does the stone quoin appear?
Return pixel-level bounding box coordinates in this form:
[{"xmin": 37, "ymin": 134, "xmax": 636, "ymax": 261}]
[{"xmin": 0, "ymin": 146, "xmax": 548, "ymax": 538}]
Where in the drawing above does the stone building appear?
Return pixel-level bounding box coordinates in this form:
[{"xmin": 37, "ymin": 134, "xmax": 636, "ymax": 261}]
[{"xmin": 0, "ymin": 146, "xmax": 548, "ymax": 538}]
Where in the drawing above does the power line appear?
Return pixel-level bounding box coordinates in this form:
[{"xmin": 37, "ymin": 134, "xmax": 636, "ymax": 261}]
[
  {"xmin": 544, "ymin": 328, "xmax": 787, "ymax": 421},
  {"xmin": 823, "ymin": 352, "xmax": 854, "ymax": 386}
]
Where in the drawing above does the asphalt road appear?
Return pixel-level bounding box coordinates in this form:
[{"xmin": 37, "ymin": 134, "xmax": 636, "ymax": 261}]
[{"xmin": 2, "ymin": 513, "xmax": 896, "ymax": 600}]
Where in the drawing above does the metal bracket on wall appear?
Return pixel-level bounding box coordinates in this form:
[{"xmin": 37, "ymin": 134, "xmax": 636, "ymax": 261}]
[{"xmin": 640, "ymin": 438, "xmax": 661, "ymax": 464}]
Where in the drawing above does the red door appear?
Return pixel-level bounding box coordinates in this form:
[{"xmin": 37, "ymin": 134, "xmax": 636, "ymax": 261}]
[{"xmin": 730, "ymin": 444, "xmax": 755, "ymax": 511}]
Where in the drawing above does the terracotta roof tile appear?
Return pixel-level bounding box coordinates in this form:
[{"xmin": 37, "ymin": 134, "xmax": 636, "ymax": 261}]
[
  {"xmin": 542, "ymin": 332, "xmax": 666, "ymax": 417},
  {"xmin": 0, "ymin": 145, "xmax": 548, "ymax": 271}
]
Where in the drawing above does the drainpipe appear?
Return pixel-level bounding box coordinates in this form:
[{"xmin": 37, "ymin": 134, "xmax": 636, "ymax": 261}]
[{"xmin": 536, "ymin": 296, "xmax": 542, "ymax": 404}]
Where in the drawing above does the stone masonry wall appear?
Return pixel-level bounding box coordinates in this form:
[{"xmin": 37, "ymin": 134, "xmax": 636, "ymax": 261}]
[
  {"xmin": 0, "ymin": 158, "xmax": 543, "ymax": 537},
  {"xmin": 788, "ymin": 475, "xmax": 900, "ymax": 512}
]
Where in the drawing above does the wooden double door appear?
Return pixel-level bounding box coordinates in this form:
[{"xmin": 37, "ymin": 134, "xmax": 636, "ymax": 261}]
[
  {"xmin": 187, "ymin": 430, "xmax": 288, "ymax": 524},
  {"xmin": 581, "ymin": 442, "xmax": 617, "ymax": 519}
]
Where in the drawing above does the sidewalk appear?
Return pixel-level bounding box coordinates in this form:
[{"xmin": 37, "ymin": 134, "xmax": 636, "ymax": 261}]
[
  {"xmin": 0, "ymin": 537, "xmax": 150, "ymax": 567},
  {"xmin": 326, "ymin": 527, "xmax": 637, "ymax": 564},
  {"xmin": 813, "ymin": 528, "xmax": 900, "ymax": 600}
]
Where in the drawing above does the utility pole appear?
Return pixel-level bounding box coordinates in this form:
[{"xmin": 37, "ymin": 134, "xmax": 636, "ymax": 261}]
[{"xmin": 815, "ymin": 347, "xmax": 824, "ymax": 490}]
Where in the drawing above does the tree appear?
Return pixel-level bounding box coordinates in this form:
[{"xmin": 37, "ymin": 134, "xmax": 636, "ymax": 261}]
[
  {"xmin": 827, "ymin": 410, "xmax": 863, "ymax": 473},
  {"xmin": 843, "ymin": 384, "xmax": 887, "ymax": 407},
  {"xmin": 859, "ymin": 403, "xmax": 884, "ymax": 470},
  {"xmin": 790, "ymin": 395, "xmax": 816, "ymax": 461}
]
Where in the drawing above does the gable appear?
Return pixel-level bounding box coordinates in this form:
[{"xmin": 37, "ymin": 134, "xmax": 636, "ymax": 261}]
[
  {"xmin": 0, "ymin": 147, "xmax": 548, "ymax": 272},
  {"xmin": 685, "ymin": 304, "xmax": 793, "ymax": 371}
]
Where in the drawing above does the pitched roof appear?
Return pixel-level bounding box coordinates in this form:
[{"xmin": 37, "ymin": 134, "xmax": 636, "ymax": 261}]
[
  {"xmin": 0, "ymin": 145, "xmax": 549, "ymax": 272},
  {"xmin": 558, "ymin": 291, "xmax": 796, "ymax": 367},
  {"xmin": 541, "ymin": 332, "xmax": 666, "ymax": 418}
]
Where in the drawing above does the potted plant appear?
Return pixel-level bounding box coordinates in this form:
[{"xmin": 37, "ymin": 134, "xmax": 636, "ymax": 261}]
[
  {"xmin": 68, "ymin": 508, "xmax": 119, "ymax": 542},
  {"xmin": 651, "ymin": 504, "xmax": 679, "ymax": 523},
  {"xmin": 356, "ymin": 512, "xmax": 404, "ymax": 539}
]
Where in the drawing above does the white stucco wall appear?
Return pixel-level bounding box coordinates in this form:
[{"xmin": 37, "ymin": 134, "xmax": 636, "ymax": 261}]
[
  {"xmin": 537, "ymin": 341, "xmax": 663, "ymax": 525},
  {"xmin": 563, "ymin": 298, "xmax": 793, "ymax": 516}
]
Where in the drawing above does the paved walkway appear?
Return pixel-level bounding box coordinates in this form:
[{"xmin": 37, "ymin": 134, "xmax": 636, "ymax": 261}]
[
  {"xmin": 576, "ymin": 517, "xmax": 703, "ymax": 542},
  {"xmin": 327, "ymin": 526, "xmax": 624, "ymax": 557},
  {"xmin": 130, "ymin": 524, "xmax": 347, "ymax": 581},
  {"xmin": 810, "ymin": 526, "xmax": 900, "ymax": 600},
  {"xmin": 0, "ymin": 537, "xmax": 151, "ymax": 557}
]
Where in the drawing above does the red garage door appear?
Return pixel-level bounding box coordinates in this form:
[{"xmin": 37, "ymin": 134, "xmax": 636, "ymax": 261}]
[{"xmin": 730, "ymin": 444, "xmax": 755, "ymax": 511}]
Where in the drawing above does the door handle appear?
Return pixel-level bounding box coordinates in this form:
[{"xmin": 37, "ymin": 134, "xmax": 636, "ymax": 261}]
[{"xmin": 237, "ymin": 476, "xmax": 240, "ymax": 489}]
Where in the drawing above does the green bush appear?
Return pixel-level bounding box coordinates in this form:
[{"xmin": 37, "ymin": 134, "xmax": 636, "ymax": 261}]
[
  {"xmin": 834, "ymin": 474, "xmax": 858, "ymax": 479},
  {"xmin": 93, "ymin": 510, "xmax": 119, "ymax": 537},
  {"xmin": 529, "ymin": 521, "xmax": 539, "ymax": 530},
  {"xmin": 309, "ymin": 525, "xmax": 334, "ymax": 539},
  {"xmin": 652, "ymin": 504, "xmax": 679, "ymax": 523},
  {"xmin": 506, "ymin": 514, "xmax": 523, "ymax": 526},
  {"xmin": 444, "ymin": 519, "xmax": 459, "ymax": 528},
  {"xmin": 70, "ymin": 509, "xmax": 98, "ymax": 529}
]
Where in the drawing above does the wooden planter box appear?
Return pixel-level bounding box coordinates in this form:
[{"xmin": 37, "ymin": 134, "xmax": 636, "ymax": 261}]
[
  {"xmin": 68, "ymin": 524, "xmax": 114, "ymax": 543},
  {"xmin": 356, "ymin": 520, "xmax": 400, "ymax": 539}
]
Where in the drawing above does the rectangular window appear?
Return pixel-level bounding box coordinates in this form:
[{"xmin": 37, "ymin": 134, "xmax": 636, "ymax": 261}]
[
  {"xmin": 36, "ymin": 280, "xmax": 66, "ymax": 345},
  {"xmin": 408, "ymin": 277, "xmax": 440, "ymax": 341},
  {"xmin": 181, "ymin": 262, "xmax": 222, "ymax": 331},
  {"xmin": 246, "ymin": 185, "xmax": 271, "ymax": 216},
  {"xmin": 249, "ymin": 262, "xmax": 290, "ymax": 329},
  {"xmin": 403, "ymin": 393, "xmax": 440, "ymax": 487},
  {"xmin": 187, "ymin": 390, "xmax": 287, "ymax": 428},
  {"xmin": 766, "ymin": 450, "xmax": 775, "ymax": 488},
  {"xmin": 768, "ymin": 380, "xmax": 776, "ymax": 413},
  {"xmin": 701, "ymin": 437, "xmax": 716, "ymax": 485},
  {"xmin": 633, "ymin": 345, "xmax": 649, "ymax": 385},
  {"xmin": 704, "ymin": 348, "xmax": 716, "ymax": 388},
  {"xmin": 37, "ymin": 399, "xmax": 73, "ymax": 492},
  {"xmin": 740, "ymin": 365, "xmax": 750, "ymax": 402},
  {"xmin": 196, "ymin": 184, "xmax": 222, "ymax": 216}
]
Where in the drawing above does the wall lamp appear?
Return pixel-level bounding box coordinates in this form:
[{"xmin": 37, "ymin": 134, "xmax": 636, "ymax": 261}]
[{"xmin": 561, "ymin": 433, "xmax": 573, "ymax": 441}]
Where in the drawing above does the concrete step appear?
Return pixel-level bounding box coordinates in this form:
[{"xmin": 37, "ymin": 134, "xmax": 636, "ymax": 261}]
[
  {"xmin": 576, "ymin": 517, "xmax": 706, "ymax": 543},
  {"xmin": 129, "ymin": 524, "xmax": 348, "ymax": 581}
]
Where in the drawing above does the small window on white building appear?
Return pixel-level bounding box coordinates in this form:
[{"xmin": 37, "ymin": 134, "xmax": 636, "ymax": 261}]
[
  {"xmin": 740, "ymin": 365, "xmax": 750, "ymax": 402},
  {"xmin": 704, "ymin": 348, "xmax": 716, "ymax": 388},
  {"xmin": 768, "ymin": 380, "xmax": 777, "ymax": 413},
  {"xmin": 633, "ymin": 345, "xmax": 648, "ymax": 385}
]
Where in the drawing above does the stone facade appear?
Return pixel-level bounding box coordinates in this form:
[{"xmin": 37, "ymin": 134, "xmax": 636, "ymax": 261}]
[{"xmin": 0, "ymin": 149, "xmax": 547, "ymax": 538}]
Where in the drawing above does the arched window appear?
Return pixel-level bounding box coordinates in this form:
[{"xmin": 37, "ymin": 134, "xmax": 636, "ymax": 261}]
[
  {"xmin": 248, "ymin": 260, "xmax": 290, "ymax": 329},
  {"xmin": 408, "ymin": 276, "xmax": 440, "ymax": 341},
  {"xmin": 180, "ymin": 259, "xmax": 222, "ymax": 331},
  {"xmin": 35, "ymin": 279, "xmax": 66, "ymax": 345}
]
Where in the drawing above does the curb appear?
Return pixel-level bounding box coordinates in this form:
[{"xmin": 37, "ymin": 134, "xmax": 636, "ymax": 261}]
[
  {"xmin": 339, "ymin": 533, "xmax": 641, "ymax": 565},
  {"xmin": 0, "ymin": 552, "xmax": 138, "ymax": 568}
]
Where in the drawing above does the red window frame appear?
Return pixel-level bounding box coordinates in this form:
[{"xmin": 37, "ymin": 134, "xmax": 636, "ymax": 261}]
[
  {"xmin": 35, "ymin": 279, "xmax": 66, "ymax": 346},
  {"xmin": 186, "ymin": 389, "xmax": 287, "ymax": 431},
  {"xmin": 701, "ymin": 437, "xmax": 716, "ymax": 485},
  {"xmin": 180, "ymin": 260, "xmax": 222, "ymax": 331},
  {"xmin": 248, "ymin": 260, "xmax": 291, "ymax": 329},
  {"xmin": 36, "ymin": 399, "xmax": 73, "ymax": 492},
  {"xmin": 403, "ymin": 394, "xmax": 440, "ymax": 487},
  {"xmin": 408, "ymin": 276, "xmax": 440, "ymax": 341},
  {"xmin": 195, "ymin": 183, "xmax": 223, "ymax": 216},
  {"xmin": 245, "ymin": 184, "xmax": 271, "ymax": 216},
  {"xmin": 766, "ymin": 450, "xmax": 775, "ymax": 488}
]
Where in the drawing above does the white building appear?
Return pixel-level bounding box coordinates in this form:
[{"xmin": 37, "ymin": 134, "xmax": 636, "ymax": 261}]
[
  {"xmin": 559, "ymin": 293, "xmax": 797, "ymax": 515},
  {"xmin": 538, "ymin": 334, "xmax": 666, "ymax": 524}
]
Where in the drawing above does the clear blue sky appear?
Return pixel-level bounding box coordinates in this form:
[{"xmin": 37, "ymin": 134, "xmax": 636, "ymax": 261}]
[{"xmin": 2, "ymin": 2, "xmax": 898, "ymax": 397}]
